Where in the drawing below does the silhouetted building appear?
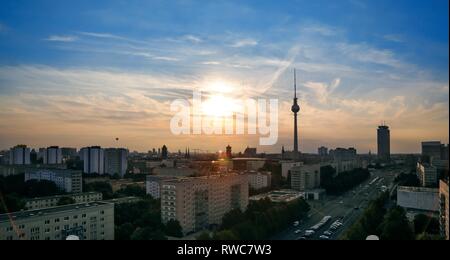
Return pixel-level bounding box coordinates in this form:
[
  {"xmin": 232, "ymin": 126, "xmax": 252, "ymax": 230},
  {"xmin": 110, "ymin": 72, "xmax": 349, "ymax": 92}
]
[
  {"xmin": 377, "ymin": 125, "xmax": 391, "ymax": 162},
  {"xmin": 440, "ymin": 179, "xmax": 449, "ymax": 240},
  {"xmin": 43, "ymin": 146, "xmax": 62, "ymax": 165},
  {"xmin": 104, "ymin": 148, "xmax": 128, "ymax": 177},
  {"xmin": 9, "ymin": 145, "xmax": 31, "ymax": 165},
  {"xmin": 318, "ymin": 146, "xmax": 328, "ymax": 156},
  {"xmin": 243, "ymin": 147, "xmax": 257, "ymax": 158},
  {"xmin": 226, "ymin": 145, "xmax": 232, "ymax": 159},
  {"xmin": 161, "ymin": 145, "xmax": 168, "ymax": 159}
]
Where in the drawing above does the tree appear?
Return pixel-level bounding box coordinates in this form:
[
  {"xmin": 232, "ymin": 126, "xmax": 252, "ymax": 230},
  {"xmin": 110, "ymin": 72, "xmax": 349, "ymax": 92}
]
[
  {"xmin": 0, "ymin": 193, "xmax": 25, "ymax": 214},
  {"xmin": 115, "ymin": 185, "xmax": 146, "ymax": 198},
  {"xmin": 23, "ymin": 180, "xmax": 62, "ymax": 198},
  {"xmin": 57, "ymin": 197, "xmax": 76, "ymax": 206},
  {"xmin": 414, "ymin": 214, "xmax": 440, "ymax": 235},
  {"xmin": 196, "ymin": 231, "xmax": 212, "ymax": 240},
  {"xmin": 165, "ymin": 220, "xmax": 183, "ymax": 238},
  {"xmin": 213, "ymin": 230, "xmax": 239, "ymax": 240},
  {"xmin": 221, "ymin": 209, "xmax": 246, "ymax": 230},
  {"xmin": 115, "ymin": 223, "xmax": 134, "ymax": 240},
  {"xmin": 131, "ymin": 227, "xmax": 167, "ymax": 240},
  {"xmin": 380, "ymin": 206, "xmax": 414, "ymax": 240},
  {"xmin": 84, "ymin": 182, "xmax": 114, "ymax": 199}
]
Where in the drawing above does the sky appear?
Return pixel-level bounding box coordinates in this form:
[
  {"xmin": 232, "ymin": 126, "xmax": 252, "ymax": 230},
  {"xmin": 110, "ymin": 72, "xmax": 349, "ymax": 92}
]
[{"xmin": 0, "ymin": 0, "xmax": 448, "ymax": 154}]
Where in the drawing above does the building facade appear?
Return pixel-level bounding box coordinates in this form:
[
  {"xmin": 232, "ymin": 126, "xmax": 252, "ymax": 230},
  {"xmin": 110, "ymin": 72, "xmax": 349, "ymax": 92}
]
[
  {"xmin": 397, "ymin": 186, "xmax": 440, "ymax": 212},
  {"xmin": 440, "ymin": 180, "xmax": 449, "ymax": 240},
  {"xmin": 290, "ymin": 164, "xmax": 321, "ymax": 192},
  {"xmin": 0, "ymin": 202, "xmax": 114, "ymax": 240},
  {"xmin": 9, "ymin": 145, "xmax": 31, "ymax": 165},
  {"xmin": 160, "ymin": 174, "xmax": 249, "ymax": 235},
  {"xmin": 104, "ymin": 148, "xmax": 128, "ymax": 177},
  {"xmin": 247, "ymin": 171, "xmax": 271, "ymax": 190},
  {"xmin": 417, "ymin": 162, "xmax": 438, "ymax": 187},
  {"xmin": 377, "ymin": 125, "xmax": 391, "ymax": 162},
  {"xmin": 43, "ymin": 146, "xmax": 63, "ymax": 165},
  {"xmin": 25, "ymin": 192, "xmax": 103, "ymax": 210},
  {"xmin": 318, "ymin": 146, "xmax": 328, "ymax": 156},
  {"xmin": 80, "ymin": 146, "xmax": 104, "ymax": 174},
  {"xmin": 25, "ymin": 169, "xmax": 82, "ymax": 193}
]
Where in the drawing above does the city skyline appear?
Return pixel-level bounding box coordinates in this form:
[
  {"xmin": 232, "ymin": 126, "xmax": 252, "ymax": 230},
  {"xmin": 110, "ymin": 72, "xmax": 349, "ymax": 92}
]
[{"xmin": 0, "ymin": 0, "xmax": 449, "ymax": 153}]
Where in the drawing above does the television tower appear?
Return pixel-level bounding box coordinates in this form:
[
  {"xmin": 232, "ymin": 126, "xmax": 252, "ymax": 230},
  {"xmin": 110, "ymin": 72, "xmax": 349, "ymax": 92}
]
[{"xmin": 291, "ymin": 69, "xmax": 300, "ymax": 160}]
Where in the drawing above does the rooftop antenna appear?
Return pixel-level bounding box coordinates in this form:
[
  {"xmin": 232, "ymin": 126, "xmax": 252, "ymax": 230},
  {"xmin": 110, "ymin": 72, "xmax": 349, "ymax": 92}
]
[{"xmin": 294, "ymin": 68, "xmax": 297, "ymax": 99}]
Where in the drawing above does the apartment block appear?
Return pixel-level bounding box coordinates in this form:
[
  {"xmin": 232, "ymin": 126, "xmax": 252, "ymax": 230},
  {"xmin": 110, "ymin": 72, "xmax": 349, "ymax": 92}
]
[
  {"xmin": 0, "ymin": 202, "xmax": 114, "ymax": 240},
  {"xmin": 160, "ymin": 173, "xmax": 249, "ymax": 235},
  {"xmin": 25, "ymin": 192, "xmax": 103, "ymax": 210},
  {"xmin": 290, "ymin": 164, "xmax": 321, "ymax": 192},
  {"xmin": 25, "ymin": 169, "xmax": 82, "ymax": 193}
]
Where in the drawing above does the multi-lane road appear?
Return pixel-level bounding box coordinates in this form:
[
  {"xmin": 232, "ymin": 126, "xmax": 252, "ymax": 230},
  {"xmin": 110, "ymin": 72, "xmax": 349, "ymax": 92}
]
[{"xmin": 273, "ymin": 167, "xmax": 405, "ymax": 240}]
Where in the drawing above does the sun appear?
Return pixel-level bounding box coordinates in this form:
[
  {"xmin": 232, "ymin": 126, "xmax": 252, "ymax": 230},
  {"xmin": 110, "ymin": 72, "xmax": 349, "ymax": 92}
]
[{"xmin": 200, "ymin": 80, "xmax": 241, "ymax": 117}]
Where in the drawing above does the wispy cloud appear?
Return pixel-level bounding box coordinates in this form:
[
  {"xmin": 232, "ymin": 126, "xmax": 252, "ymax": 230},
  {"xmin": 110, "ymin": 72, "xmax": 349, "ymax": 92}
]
[
  {"xmin": 45, "ymin": 35, "xmax": 78, "ymax": 42},
  {"xmin": 231, "ymin": 38, "xmax": 258, "ymax": 48},
  {"xmin": 383, "ymin": 34, "xmax": 404, "ymax": 43},
  {"xmin": 182, "ymin": 35, "xmax": 203, "ymax": 43}
]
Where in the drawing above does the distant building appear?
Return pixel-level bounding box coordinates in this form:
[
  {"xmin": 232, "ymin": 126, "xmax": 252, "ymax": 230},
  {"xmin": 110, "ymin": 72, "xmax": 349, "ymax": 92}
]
[
  {"xmin": 377, "ymin": 125, "xmax": 391, "ymax": 162},
  {"xmin": 417, "ymin": 162, "xmax": 438, "ymax": 187},
  {"xmin": 247, "ymin": 171, "xmax": 271, "ymax": 190},
  {"xmin": 160, "ymin": 173, "xmax": 248, "ymax": 235},
  {"xmin": 243, "ymin": 147, "xmax": 257, "ymax": 158},
  {"xmin": 9, "ymin": 145, "xmax": 31, "ymax": 165},
  {"xmin": 25, "ymin": 192, "xmax": 103, "ymax": 210},
  {"xmin": 226, "ymin": 145, "xmax": 232, "ymax": 159},
  {"xmin": 440, "ymin": 180, "xmax": 449, "ymax": 240},
  {"xmin": 291, "ymin": 164, "xmax": 321, "ymax": 192},
  {"xmin": 329, "ymin": 147, "xmax": 357, "ymax": 161},
  {"xmin": 104, "ymin": 148, "xmax": 128, "ymax": 177},
  {"xmin": 281, "ymin": 161, "xmax": 303, "ymax": 179},
  {"xmin": 422, "ymin": 141, "xmax": 444, "ymax": 161},
  {"xmin": 161, "ymin": 145, "xmax": 168, "ymax": 160},
  {"xmin": 397, "ymin": 186, "xmax": 439, "ymax": 212},
  {"xmin": 318, "ymin": 146, "xmax": 328, "ymax": 156},
  {"xmin": 0, "ymin": 202, "xmax": 114, "ymax": 240},
  {"xmin": 232, "ymin": 158, "xmax": 266, "ymax": 171},
  {"xmin": 80, "ymin": 146, "xmax": 104, "ymax": 174},
  {"xmin": 61, "ymin": 148, "xmax": 77, "ymax": 160},
  {"xmin": 43, "ymin": 146, "xmax": 63, "ymax": 165},
  {"xmin": 25, "ymin": 169, "xmax": 82, "ymax": 193}
]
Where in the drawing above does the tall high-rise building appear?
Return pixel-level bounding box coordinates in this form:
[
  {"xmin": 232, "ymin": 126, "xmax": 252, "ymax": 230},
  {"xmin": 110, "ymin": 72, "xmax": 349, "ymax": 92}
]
[
  {"xmin": 318, "ymin": 146, "xmax": 328, "ymax": 156},
  {"xmin": 161, "ymin": 145, "xmax": 168, "ymax": 159},
  {"xmin": 61, "ymin": 147, "xmax": 77, "ymax": 160},
  {"xmin": 104, "ymin": 148, "xmax": 128, "ymax": 177},
  {"xmin": 290, "ymin": 164, "xmax": 321, "ymax": 192},
  {"xmin": 377, "ymin": 125, "xmax": 391, "ymax": 162},
  {"xmin": 43, "ymin": 146, "xmax": 62, "ymax": 165},
  {"xmin": 422, "ymin": 141, "xmax": 443, "ymax": 160},
  {"xmin": 80, "ymin": 146, "xmax": 104, "ymax": 174},
  {"xmin": 9, "ymin": 145, "xmax": 31, "ymax": 165},
  {"xmin": 291, "ymin": 69, "xmax": 300, "ymax": 160}
]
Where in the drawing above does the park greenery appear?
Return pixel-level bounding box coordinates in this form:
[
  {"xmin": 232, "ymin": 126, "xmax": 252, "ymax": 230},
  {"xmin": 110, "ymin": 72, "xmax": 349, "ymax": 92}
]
[
  {"xmin": 197, "ymin": 198, "xmax": 310, "ymax": 240},
  {"xmin": 320, "ymin": 166, "xmax": 371, "ymax": 195},
  {"xmin": 0, "ymin": 174, "xmax": 62, "ymax": 213}
]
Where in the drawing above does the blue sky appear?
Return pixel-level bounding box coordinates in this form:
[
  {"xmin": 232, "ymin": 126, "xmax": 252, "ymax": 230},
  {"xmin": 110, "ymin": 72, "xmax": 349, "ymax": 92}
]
[{"xmin": 0, "ymin": 0, "xmax": 448, "ymax": 153}]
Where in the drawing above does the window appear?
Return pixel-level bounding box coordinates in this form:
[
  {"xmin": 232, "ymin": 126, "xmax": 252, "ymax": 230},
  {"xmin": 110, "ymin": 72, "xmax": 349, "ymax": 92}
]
[
  {"xmin": 44, "ymin": 220, "xmax": 50, "ymax": 225},
  {"xmin": 55, "ymin": 226, "xmax": 60, "ymax": 231},
  {"xmin": 82, "ymin": 214, "xmax": 87, "ymax": 218},
  {"xmin": 6, "ymin": 227, "xmax": 13, "ymax": 232},
  {"xmin": 100, "ymin": 211, "xmax": 105, "ymax": 215},
  {"xmin": 64, "ymin": 216, "xmax": 69, "ymax": 221},
  {"xmin": 6, "ymin": 236, "xmax": 13, "ymax": 240},
  {"xmin": 54, "ymin": 218, "xmax": 60, "ymax": 223},
  {"xmin": 73, "ymin": 215, "xmax": 78, "ymax": 219},
  {"xmin": 45, "ymin": 228, "xmax": 50, "ymax": 233},
  {"xmin": 64, "ymin": 225, "xmax": 69, "ymax": 230}
]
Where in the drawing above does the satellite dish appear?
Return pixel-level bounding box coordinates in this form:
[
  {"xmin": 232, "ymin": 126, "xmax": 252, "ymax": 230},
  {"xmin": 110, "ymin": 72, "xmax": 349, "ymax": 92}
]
[
  {"xmin": 366, "ymin": 235, "xmax": 380, "ymax": 240},
  {"xmin": 66, "ymin": 235, "xmax": 80, "ymax": 240}
]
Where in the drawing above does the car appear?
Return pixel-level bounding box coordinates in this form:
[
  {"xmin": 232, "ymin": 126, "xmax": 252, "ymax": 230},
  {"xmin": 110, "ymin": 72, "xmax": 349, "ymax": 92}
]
[
  {"xmin": 296, "ymin": 236, "xmax": 307, "ymax": 240},
  {"xmin": 294, "ymin": 229, "xmax": 302, "ymax": 234},
  {"xmin": 319, "ymin": 235, "xmax": 330, "ymax": 240},
  {"xmin": 293, "ymin": 221, "xmax": 300, "ymax": 227},
  {"xmin": 323, "ymin": 231, "xmax": 333, "ymax": 236},
  {"xmin": 354, "ymin": 207, "xmax": 360, "ymax": 210}
]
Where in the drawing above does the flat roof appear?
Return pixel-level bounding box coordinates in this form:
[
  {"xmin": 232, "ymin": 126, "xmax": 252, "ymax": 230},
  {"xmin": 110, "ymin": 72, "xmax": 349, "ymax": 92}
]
[
  {"xmin": 0, "ymin": 201, "xmax": 113, "ymax": 223},
  {"xmin": 26, "ymin": 192, "xmax": 102, "ymax": 202}
]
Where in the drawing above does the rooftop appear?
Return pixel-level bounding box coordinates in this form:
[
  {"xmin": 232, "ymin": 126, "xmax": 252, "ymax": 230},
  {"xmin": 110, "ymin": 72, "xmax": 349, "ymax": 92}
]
[
  {"xmin": 0, "ymin": 201, "xmax": 113, "ymax": 223},
  {"xmin": 25, "ymin": 192, "xmax": 102, "ymax": 202}
]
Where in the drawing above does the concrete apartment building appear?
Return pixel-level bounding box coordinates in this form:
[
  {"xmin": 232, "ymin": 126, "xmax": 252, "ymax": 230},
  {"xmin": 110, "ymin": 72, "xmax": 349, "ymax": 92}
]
[
  {"xmin": 146, "ymin": 175, "xmax": 177, "ymax": 199},
  {"xmin": 440, "ymin": 180, "xmax": 449, "ymax": 240},
  {"xmin": 290, "ymin": 164, "xmax": 321, "ymax": 192},
  {"xmin": 104, "ymin": 148, "xmax": 128, "ymax": 177},
  {"xmin": 0, "ymin": 202, "xmax": 114, "ymax": 240},
  {"xmin": 25, "ymin": 169, "xmax": 82, "ymax": 193},
  {"xmin": 43, "ymin": 146, "xmax": 63, "ymax": 165},
  {"xmin": 247, "ymin": 171, "xmax": 271, "ymax": 190},
  {"xmin": 160, "ymin": 173, "xmax": 249, "ymax": 235},
  {"xmin": 80, "ymin": 146, "xmax": 104, "ymax": 174},
  {"xmin": 9, "ymin": 145, "xmax": 31, "ymax": 165},
  {"xmin": 397, "ymin": 186, "xmax": 440, "ymax": 212},
  {"xmin": 417, "ymin": 162, "xmax": 438, "ymax": 187},
  {"xmin": 25, "ymin": 192, "xmax": 103, "ymax": 210}
]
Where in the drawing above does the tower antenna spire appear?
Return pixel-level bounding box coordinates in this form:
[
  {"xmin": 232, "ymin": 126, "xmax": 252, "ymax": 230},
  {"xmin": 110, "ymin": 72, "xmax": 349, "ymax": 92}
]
[{"xmin": 294, "ymin": 68, "xmax": 297, "ymax": 99}]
